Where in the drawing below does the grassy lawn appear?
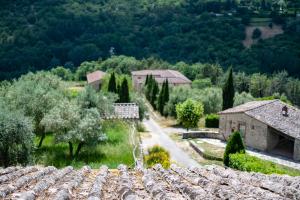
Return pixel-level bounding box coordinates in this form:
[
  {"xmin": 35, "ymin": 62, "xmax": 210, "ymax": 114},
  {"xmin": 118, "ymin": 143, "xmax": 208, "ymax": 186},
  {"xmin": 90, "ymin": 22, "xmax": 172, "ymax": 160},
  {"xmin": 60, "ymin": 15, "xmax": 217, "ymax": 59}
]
[
  {"xmin": 193, "ymin": 140, "xmax": 224, "ymax": 160},
  {"xmin": 34, "ymin": 120, "xmax": 135, "ymax": 169}
]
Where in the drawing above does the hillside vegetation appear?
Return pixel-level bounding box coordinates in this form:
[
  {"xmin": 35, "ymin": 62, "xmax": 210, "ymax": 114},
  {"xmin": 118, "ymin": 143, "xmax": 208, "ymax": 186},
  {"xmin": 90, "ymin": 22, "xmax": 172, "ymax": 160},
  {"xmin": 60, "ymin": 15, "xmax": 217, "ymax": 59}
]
[{"xmin": 0, "ymin": 0, "xmax": 299, "ymax": 80}]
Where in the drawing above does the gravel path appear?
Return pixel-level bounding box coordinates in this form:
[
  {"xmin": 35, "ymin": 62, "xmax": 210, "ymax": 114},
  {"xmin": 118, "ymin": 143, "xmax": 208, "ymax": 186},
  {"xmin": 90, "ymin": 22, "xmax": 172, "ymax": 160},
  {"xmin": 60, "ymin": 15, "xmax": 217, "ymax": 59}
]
[
  {"xmin": 142, "ymin": 118, "xmax": 201, "ymax": 168},
  {"xmin": 198, "ymin": 138, "xmax": 300, "ymax": 170}
]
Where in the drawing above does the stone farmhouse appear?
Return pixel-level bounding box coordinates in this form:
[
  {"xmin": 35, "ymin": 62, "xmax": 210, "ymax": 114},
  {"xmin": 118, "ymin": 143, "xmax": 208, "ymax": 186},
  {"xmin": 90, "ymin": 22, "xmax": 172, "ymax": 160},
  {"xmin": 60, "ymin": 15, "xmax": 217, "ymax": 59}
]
[
  {"xmin": 219, "ymin": 100, "xmax": 300, "ymax": 161},
  {"xmin": 86, "ymin": 70, "xmax": 106, "ymax": 91},
  {"xmin": 131, "ymin": 70, "xmax": 191, "ymax": 90}
]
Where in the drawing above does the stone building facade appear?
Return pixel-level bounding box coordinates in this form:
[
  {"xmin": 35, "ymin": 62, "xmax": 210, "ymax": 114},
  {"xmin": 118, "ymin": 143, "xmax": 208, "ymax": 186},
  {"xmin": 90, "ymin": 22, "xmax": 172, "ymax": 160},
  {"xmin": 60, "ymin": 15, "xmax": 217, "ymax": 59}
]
[
  {"xmin": 86, "ymin": 70, "xmax": 106, "ymax": 91},
  {"xmin": 219, "ymin": 100, "xmax": 300, "ymax": 161},
  {"xmin": 131, "ymin": 70, "xmax": 191, "ymax": 90}
]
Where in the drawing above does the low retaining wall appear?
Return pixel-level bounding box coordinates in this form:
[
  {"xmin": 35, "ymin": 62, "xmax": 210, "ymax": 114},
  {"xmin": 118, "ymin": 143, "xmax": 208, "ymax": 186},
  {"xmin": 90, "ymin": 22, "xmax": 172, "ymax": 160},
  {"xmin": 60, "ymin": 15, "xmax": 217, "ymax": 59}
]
[
  {"xmin": 189, "ymin": 141, "xmax": 223, "ymax": 161},
  {"xmin": 182, "ymin": 130, "xmax": 224, "ymax": 140}
]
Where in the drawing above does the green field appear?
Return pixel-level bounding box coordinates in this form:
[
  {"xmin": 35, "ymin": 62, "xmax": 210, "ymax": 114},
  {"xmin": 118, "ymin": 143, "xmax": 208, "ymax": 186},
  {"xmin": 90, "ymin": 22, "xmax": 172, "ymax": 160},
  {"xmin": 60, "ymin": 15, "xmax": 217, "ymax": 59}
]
[{"xmin": 34, "ymin": 120, "xmax": 136, "ymax": 169}]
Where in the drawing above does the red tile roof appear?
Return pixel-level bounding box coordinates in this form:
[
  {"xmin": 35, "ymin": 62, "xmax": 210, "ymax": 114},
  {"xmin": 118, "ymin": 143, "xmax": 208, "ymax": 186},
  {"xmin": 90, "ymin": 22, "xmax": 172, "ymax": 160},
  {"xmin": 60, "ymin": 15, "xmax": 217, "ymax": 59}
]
[
  {"xmin": 87, "ymin": 71, "xmax": 106, "ymax": 84},
  {"xmin": 132, "ymin": 70, "xmax": 191, "ymax": 84}
]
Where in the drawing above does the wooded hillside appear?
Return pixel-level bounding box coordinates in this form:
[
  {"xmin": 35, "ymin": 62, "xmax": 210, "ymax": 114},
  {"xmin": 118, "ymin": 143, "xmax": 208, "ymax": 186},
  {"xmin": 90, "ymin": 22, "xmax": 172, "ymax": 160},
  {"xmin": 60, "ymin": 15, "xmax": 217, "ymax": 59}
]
[{"xmin": 0, "ymin": 0, "xmax": 299, "ymax": 80}]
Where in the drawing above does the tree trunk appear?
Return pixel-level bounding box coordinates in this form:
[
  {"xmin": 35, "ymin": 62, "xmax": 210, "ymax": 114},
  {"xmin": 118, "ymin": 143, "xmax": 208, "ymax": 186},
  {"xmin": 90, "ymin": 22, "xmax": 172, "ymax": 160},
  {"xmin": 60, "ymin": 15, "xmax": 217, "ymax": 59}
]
[
  {"xmin": 38, "ymin": 133, "xmax": 45, "ymax": 148},
  {"xmin": 75, "ymin": 142, "xmax": 84, "ymax": 158},
  {"xmin": 68, "ymin": 142, "xmax": 73, "ymax": 159}
]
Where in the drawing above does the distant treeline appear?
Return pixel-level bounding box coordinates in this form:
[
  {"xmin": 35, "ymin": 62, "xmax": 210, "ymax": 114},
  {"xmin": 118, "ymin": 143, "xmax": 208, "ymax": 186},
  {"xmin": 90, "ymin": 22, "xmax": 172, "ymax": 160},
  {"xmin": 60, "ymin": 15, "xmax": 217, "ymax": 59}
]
[
  {"xmin": 43, "ymin": 55, "xmax": 300, "ymax": 107},
  {"xmin": 0, "ymin": 0, "xmax": 299, "ymax": 80}
]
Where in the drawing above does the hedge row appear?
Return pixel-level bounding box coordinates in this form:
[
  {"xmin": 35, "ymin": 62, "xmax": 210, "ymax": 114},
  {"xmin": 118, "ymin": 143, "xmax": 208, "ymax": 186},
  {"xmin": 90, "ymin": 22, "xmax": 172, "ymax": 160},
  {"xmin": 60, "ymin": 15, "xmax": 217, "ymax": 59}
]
[
  {"xmin": 205, "ymin": 114, "xmax": 219, "ymax": 128},
  {"xmin": 229, "ymin": 153, "xmax": 300, "ymax": 176}
]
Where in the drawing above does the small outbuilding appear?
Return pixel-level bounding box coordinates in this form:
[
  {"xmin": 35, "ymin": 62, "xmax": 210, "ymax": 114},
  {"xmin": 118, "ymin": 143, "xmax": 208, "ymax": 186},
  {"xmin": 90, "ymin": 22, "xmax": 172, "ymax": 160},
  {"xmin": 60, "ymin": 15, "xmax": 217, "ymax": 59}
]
[
  {"xmin": 219, "ymin": 100, "xmax": 300, "ymax": 161},
  {"xmin": 105, "ymin": 103, "xmax": 139, "ymax": 121},
  {"xmin": 86, "ymin": 70, "xmax": 106, "ymax": 91}
]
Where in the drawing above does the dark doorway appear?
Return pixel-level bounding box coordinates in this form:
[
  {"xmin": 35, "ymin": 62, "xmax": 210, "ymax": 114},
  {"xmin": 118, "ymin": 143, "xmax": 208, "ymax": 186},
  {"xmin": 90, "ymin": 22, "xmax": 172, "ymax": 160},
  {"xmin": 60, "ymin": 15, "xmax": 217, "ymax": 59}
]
[{"xmin": 268, "ymin": 127, "xmax": 294, "ymax": 159}]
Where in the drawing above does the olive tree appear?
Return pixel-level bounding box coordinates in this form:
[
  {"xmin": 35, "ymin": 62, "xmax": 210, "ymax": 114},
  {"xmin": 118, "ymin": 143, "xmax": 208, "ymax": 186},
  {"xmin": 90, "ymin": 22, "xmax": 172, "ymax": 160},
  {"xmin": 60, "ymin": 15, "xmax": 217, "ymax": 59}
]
[
  {"xmin": 41, "ymin": 99, "xmax": 80, "ymax": 158},
  {"xmin": 0, "ymin": 104, "xmax": 34, "ymax": 167},
  {"xmin": 176, "ymin": 99, "xmax": 204, "ymax": 131},
  {"xmin": 234, "ymin": 92, "xmax": 255, "ymax": 106},
  {"xmin": 41, "ymin": 99, "xmax": 106, "ymax": 158},
  {"xmin": 77, "ymin": 86, "xmax": 116, "ymax": 116},
  {"xmin": 5, "ymin": 72, "xmax": 65, "ymax": 147}
]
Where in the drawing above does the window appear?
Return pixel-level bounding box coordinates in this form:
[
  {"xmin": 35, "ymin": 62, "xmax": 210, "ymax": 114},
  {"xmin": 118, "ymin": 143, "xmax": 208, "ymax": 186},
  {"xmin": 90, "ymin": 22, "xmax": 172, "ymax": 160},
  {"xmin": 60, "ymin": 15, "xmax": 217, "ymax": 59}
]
[
  {"xmin": 251, "ymin": 125, "xmax": 255, "ymax": 130},
  {"xmin": 238, "ymin": 123, "xmax": 246, "ymax": 138}
]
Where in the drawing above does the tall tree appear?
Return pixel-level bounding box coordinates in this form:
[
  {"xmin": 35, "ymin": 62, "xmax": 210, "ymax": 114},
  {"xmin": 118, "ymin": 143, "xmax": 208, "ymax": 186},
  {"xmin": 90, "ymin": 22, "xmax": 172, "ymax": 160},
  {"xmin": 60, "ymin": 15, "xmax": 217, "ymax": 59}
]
[
  {"xmin": 145, "ymin": 75, "xmax": 153, "ymax": 101},
  {"xmin": 119, "ymin": 78, "xmax": 130, "ymax": 103},
  {"xmin": 150, "ymin": 79, "xmax": 159, "ymax": 110},
  {"xmin": 157, "ymin": 81, "xmax": 165, "ymax": 115},
  {"xmin": 108, "ymin": 72, "xmax": 117, "ymax": 93},
  {"xmin": 164, "ymin": 79, "xmax": 169, "ymax": 105},
  {"xmin": 145, "ymin": 75, "xmax": 149, "ymax": 85},
  {"xmin": 222, "ymin": 68, "xmax": 235, "ymax": 110}
]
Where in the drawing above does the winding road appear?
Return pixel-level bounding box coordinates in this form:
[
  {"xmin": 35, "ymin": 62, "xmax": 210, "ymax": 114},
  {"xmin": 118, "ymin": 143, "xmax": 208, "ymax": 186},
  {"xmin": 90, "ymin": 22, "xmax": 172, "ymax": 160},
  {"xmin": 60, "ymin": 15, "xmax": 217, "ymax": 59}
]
[{"xmin": 142, "ymin": 118, "xmax": 200, "ymax": 168}]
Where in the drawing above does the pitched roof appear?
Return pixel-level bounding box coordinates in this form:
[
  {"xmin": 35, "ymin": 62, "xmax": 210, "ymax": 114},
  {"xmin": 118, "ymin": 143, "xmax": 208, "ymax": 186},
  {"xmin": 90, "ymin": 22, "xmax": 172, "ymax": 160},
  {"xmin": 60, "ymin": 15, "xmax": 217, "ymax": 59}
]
[
  {"xmin": 132, "ymin": 70, "xmax": 191, "ymax": 84},
  {"xmin": 105, "ymin": 103, "xmax": 139, "ymax": 119},
  {"xmin": 1, "ymin": 164, "xmax": 299, "ymax": 199},
  {"xmin": 219, "ymin": 100, "xmax": 300, "ymax": 139},
  {"xmin": 86, "ymin": 71, "xmax": 106, "ymax": 84}
]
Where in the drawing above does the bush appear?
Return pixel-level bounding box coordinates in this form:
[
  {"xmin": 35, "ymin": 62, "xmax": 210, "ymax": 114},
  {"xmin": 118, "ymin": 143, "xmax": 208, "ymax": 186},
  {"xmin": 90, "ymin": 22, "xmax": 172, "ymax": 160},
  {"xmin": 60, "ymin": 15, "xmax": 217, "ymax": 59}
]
[
  {"xmin": 176, "ymin": 99, "xmax": 204, "ymax": 130},
  {"xmin": 144, "ymin": 145, "xmax": 170, "ymax": 169},
  {"xmin": 229, "ymin": 153, "xmax": 300, "ymax": 176},
  {"xmin": 252, "ymin": 28, "xmax": 262, "ymax": 39},
  {"xmin": 205, "ymin": 114, "xmax": 219, "ymax": 128},
  {"xmin": 223, "ymin": 131, "xmax": 245, "ymax": 166}
]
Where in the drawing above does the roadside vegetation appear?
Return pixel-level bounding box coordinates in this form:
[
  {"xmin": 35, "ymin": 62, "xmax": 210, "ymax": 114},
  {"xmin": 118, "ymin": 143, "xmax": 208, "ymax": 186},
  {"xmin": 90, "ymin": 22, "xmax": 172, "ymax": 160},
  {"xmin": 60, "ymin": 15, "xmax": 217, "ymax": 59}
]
[{"xmin": 144, "ymin": 145, "xmax": 171, "ymax": 169}]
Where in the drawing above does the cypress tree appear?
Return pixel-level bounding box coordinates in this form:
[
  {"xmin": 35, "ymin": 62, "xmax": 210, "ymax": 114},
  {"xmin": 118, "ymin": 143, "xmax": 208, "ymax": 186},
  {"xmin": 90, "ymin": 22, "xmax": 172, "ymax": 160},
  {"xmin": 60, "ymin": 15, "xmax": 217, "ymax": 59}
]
[
  {"xmin": 108, "ymin": 72, "xmax": 117, "ymax": 93},
  {"xmin": 145, "ymin": 74, "xmax": 149, "ymax": 86},
  {"xmin": 116, "ymin": 83, "xmax": 121, "ymax": 103},
  {"xmin": 157, "ymin": 81, "xmax": 165, "ymax": 115},
  {"xmin": 146, "ymin": 75, "xmax": 153, "ymax": 101},
  {"xmin": 150, "ymin": 80, "xmax": 159, "ymax": 110},
  {"xmin": 222, "ymin": 67, "xmax": 235, "ymax": 110},
  {"xmin": 164, "ymin": 79, "xmax": 169, "ymax": 103},
  {"xmin": 223, "ymin": 131, "xmax": 245, "ymax": 166},
  {"xmin": 120, "ymin": 78, "xmax": 130, "ymax": 103}
]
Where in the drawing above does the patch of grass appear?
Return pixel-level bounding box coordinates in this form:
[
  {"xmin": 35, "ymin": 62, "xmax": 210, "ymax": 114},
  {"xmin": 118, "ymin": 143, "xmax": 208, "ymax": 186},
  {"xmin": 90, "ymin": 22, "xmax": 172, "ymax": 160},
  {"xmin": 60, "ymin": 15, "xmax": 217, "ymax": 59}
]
[
  {"xmin": 194, "ymin": 140, "xmax": 224, "ymax": 160},
  {"xmin": 34, "ymin": 120, "xmax": 135, "ymax": 169}
]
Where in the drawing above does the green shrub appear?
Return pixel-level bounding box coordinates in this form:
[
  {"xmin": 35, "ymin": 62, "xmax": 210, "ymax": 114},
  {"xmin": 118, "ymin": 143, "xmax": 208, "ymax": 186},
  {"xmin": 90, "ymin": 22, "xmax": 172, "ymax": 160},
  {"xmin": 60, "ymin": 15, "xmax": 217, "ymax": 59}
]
[
  {"xmin": 223, "ymin": 131, "xmax": 245, "ymax": 166},
  {"xmin": 136, "ymin": 122, "xmax": 146, "ymax": 132},
  {"xmin": 205, "ymin": 114, "xmax": 220, "ymax": 128},
  {"xmin": 252, "ymin": 28, "xmax": 262, "ymax": 39},
  {"xmin": 229, "ymin": 153, "xmax": 300, "ymax": 176},
  {"xmin": 144, "ymin": 145, "xmax": 170, "ymax": 169}
]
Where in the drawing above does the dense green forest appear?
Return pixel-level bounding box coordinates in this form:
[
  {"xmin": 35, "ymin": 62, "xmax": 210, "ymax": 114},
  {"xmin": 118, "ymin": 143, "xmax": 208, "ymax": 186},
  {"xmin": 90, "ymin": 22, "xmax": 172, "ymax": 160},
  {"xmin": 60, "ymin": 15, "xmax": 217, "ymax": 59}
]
[{"xmin": 0, "ymin": 0, "xmax": 299, "ymax": 80}]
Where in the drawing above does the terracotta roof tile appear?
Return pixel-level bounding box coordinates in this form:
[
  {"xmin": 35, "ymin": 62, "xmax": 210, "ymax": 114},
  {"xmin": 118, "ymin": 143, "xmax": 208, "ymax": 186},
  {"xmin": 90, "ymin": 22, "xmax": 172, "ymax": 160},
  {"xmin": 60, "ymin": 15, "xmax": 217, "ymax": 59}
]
[
  {"xmin": 87, "ymin": 71, "xmax": 106, "ymax": 84},
  {"xmin": 1, "ymin": 164, "xmax": 299, "ymax": 199}
]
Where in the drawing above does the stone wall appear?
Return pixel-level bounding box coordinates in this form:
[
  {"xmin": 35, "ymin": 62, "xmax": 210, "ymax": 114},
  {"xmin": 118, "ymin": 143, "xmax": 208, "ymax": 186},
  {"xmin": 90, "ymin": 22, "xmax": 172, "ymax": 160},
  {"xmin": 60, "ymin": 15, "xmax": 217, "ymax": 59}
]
[
  {"xmin": 182, "ymin": 131, "xmax": 223, "ymax": 140},
  {"xmin": 219, "ymin": 113, "xmax": 269, "ymax": 151},
  {"xmin": 294, "ymin": 139, "xmax": 300, "ymax": 161}
]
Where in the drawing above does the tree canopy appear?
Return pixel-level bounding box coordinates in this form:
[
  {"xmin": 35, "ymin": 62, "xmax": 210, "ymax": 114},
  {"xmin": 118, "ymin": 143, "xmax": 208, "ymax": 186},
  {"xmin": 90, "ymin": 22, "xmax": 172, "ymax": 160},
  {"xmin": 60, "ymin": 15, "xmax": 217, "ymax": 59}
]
[{"xmin": 0, "ymin": 0, "xmax": 299, "ymax": 80}]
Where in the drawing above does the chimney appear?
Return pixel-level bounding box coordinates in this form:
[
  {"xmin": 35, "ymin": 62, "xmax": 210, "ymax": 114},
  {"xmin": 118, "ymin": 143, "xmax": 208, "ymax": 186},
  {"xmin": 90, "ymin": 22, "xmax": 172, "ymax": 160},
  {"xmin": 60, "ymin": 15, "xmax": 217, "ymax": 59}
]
[{"xmin": 282, "ymin": 106, "xmax": 288, "ymax": 117}]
